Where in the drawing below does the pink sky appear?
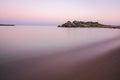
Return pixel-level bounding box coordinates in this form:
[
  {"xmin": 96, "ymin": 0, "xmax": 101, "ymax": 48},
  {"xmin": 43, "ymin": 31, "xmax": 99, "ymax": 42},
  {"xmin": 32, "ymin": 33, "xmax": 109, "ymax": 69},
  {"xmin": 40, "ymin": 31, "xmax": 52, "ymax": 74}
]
[{"xmin": 0, "ymin": 0, "xmax": 120, "ymax": 25}]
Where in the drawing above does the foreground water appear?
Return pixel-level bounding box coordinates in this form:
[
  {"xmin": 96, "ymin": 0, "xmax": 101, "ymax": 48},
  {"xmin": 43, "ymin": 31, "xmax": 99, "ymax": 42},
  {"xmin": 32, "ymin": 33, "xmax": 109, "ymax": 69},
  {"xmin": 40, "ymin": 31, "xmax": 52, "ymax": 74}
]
[
  {"xmin": 0, "ymin": 26, "xmax": 120, "ymax": 53},
  {"xmin": 0, "ymin": 26, "xmax": 120, "ymax": 80}
]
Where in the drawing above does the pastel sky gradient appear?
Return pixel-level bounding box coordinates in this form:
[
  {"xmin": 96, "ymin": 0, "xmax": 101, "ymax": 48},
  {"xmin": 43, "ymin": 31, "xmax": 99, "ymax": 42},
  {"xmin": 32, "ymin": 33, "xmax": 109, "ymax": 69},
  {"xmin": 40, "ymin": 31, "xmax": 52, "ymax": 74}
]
[{"xmin": 0, "ymin": 0, "xmax": 120, "ymax": 25}]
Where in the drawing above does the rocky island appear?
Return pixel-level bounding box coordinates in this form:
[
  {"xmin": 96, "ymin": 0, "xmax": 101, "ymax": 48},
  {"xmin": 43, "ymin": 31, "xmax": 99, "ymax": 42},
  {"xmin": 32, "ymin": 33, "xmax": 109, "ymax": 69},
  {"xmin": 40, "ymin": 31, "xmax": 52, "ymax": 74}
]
[{"xmin": 58, "ymin": 21, "xmax": 120, "ymax": 29}]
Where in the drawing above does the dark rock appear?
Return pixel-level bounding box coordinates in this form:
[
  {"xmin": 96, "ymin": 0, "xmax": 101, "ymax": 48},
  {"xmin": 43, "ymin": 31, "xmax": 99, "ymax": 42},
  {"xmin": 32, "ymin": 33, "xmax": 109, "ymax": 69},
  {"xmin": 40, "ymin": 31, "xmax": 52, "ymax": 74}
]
[{"xmin": 58, "ymin": 20, "xmax": 104, "ymax": 27}]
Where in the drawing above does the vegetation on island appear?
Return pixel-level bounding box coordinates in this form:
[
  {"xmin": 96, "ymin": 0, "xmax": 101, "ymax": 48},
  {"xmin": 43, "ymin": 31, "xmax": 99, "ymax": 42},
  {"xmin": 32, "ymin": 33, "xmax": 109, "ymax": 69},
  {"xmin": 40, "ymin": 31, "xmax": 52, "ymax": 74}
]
[{"xmin": 58, "ymin": 21, "xmax": 120, "ymax": 29}]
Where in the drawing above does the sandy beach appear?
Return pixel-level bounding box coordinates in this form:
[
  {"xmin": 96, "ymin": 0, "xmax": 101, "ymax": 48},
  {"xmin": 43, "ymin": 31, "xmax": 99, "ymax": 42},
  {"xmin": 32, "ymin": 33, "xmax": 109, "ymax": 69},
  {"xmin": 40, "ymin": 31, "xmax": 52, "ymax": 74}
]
[{"xmin": 0, "ymin": 35, "xmax": 120, "ymax": 80}]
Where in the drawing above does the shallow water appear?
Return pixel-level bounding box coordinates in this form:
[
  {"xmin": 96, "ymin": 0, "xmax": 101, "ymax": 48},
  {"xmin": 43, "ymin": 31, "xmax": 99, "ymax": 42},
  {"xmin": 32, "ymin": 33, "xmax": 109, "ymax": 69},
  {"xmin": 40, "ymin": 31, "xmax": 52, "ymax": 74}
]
[
  {"xmin": 0, "ymin": 26, "xmax": 120, "ymax": 80},
  {"xmin": 0, "ymin": 26, "xmax": 120, "ymax": 53}
]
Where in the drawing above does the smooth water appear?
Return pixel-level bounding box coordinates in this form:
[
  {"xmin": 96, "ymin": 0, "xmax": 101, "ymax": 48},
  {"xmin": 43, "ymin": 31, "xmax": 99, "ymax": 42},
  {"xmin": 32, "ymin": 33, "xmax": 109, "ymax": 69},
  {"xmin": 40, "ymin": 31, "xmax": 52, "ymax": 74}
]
[
  {"xmin": 0, "ymin": 26, "xmax": 120, "ymax": 54},
  {"xmin": 0, "ymin": 26, "xmax": 120, "ymax": 80}
]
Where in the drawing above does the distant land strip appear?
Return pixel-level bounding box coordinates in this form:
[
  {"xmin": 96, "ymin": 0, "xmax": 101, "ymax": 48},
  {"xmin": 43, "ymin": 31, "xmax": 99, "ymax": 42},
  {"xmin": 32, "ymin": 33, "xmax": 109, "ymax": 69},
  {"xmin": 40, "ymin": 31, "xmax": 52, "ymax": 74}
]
[{"xmin": 0, "ymin": 24, "xmax": 15, "ymax": 26}]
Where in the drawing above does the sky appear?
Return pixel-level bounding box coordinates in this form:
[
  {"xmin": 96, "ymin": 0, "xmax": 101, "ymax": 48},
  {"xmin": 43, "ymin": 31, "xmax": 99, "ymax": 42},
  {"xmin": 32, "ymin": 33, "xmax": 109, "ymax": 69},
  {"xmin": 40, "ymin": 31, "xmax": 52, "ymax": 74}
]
[{"xmin": 0, "ymin": 0, "xmax": 120, "ymax": 25}]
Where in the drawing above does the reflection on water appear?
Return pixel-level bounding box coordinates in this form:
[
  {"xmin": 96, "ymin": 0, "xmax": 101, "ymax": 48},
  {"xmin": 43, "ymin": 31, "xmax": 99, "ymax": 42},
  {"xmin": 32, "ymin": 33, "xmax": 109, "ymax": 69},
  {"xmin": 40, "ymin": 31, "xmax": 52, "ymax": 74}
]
[
  {"xmin": 0, "ymin": 26, "xmax": 120, "ymax": 53},
  {"xmin": 0, "ymin": 26, "xmax": 120, "ymax": 80}
]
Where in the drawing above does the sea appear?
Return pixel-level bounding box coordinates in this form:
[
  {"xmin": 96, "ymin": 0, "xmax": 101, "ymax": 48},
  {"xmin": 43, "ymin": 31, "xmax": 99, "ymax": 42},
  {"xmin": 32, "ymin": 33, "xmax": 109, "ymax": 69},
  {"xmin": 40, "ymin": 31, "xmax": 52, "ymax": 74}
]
[
  {"xmin": 0, "ymin": 25, "xmax": 120, "ymax": 80},
  {"xmin": 0, "ymin": 25, "xmax": 120, "ymax": 53}
]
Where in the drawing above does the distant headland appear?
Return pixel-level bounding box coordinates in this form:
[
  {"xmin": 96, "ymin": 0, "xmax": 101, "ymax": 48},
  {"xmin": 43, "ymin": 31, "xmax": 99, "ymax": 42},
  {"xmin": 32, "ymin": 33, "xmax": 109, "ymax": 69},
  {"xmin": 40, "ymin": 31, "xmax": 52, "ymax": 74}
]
[
  {"xmin": 0, "ymin": 24, "xmax": 15, "ymax": 26},
  {"xmin": 58, "ymin": 21, "xmax": 120, "ymax": 29}
]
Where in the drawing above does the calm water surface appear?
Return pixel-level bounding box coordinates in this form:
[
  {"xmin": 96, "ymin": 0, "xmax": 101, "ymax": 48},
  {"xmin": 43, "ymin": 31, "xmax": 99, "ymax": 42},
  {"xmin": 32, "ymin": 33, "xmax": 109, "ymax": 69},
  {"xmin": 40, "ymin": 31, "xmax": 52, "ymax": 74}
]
[
  {"xmin": 0, "ymin": 26, "xmax": 120, "ymax": 80},
  {"xmin": 0, "ymin": 26, "xmax": 120, "ymax": 54}
]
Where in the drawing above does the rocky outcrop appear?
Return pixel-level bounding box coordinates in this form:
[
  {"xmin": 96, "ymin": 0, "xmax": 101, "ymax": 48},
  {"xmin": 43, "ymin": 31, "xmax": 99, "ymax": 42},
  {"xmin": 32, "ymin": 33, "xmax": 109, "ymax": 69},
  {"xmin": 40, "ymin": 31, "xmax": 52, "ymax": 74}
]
[{"xmin": 58, "ymin": 20, "xmax": 104, "ymax": 27}]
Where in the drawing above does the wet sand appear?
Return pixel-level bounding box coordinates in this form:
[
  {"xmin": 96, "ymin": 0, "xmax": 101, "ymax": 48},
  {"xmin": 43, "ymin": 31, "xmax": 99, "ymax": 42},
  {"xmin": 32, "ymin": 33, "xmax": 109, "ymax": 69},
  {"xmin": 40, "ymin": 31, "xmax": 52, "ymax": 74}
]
[{"xmin": 0, "ymin": 36, "xmax": 120, "ymax": 80}]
